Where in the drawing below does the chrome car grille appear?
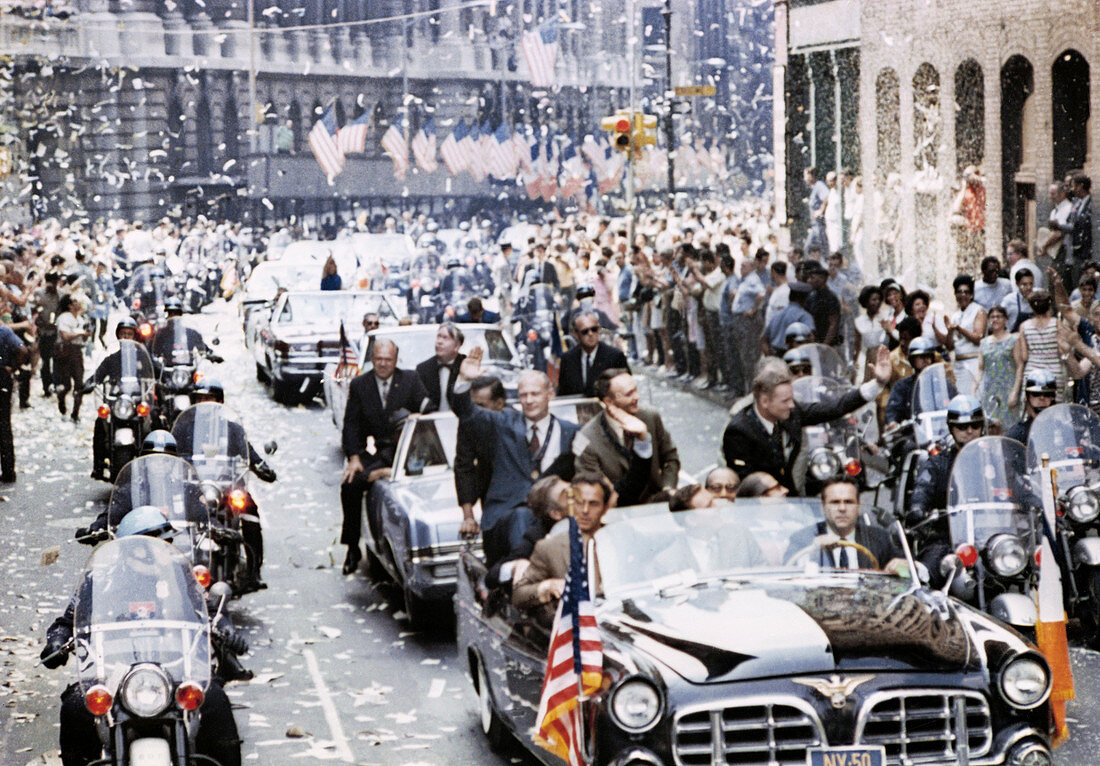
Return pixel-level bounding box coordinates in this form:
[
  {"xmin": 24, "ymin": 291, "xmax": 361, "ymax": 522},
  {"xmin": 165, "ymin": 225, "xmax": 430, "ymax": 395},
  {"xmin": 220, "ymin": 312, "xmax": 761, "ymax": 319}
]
[
  {"xmin": 855, "ymin": 689, "xmax": 992, "ymax": 764},
  {"xmin": 673, "ymin": 698, "xmax": 825, "ymax": 766}
]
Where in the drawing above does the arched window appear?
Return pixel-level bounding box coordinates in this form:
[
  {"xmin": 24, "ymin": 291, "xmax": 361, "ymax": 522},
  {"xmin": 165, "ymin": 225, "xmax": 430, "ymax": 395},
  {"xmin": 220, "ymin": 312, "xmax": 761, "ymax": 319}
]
[
  {"xmin": 1000, "ymin": 55, "xmax": 1034, "ymax": 244},
  {"xmin": 196, "ymin": 92, "xmax": 214, "ymax": 176},
  {"xmin": 1052, "ymin": 49, "xmax": 1089, "ymax": 180},
  {"xmin": 912, "ymin": 63, "xmax": 940, "ymax": 171},
  {"xmin": 954, "ymin": 59, "xmax": 984, "ymax": 171},
  {"xmin": 875, "ymin": 68, "xmax": 900, "ymax": 176},
  {"xmin": 288, "ymin": 99, "xmax": 302, "ymax": 153},
  {"xmin": 223, "ymin": 92, "xmax": 240, "ymax": 162}
]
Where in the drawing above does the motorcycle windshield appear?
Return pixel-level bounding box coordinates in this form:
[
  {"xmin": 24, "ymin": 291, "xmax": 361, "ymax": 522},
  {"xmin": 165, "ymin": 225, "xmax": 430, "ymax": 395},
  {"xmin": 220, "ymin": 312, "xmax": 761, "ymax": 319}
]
[
  {"xmin": 797, "ymin": 343, "xmax": 847, "ymax": 382},
  {"xmin": 911, "ymin": 363, "xmax": 976, "ymax": 446},
  {"xmin": 947, "ymin": 437, "xmax": 1036, "ymax": 548},
  {"xmin": 107, "ymin": 455, "xmax": 210, "ymax": 563},
  {"xmin": 1027, "ymin": 403, "xmax": 1100, "ymax": 491},
  {"xmin": 792, "ymin": 377, "xmax": 849, "ymax": 443},
  {"xmin": 517, "ymin": 285, "xmax": 555, "ymax": 315},
  {"xmin": 74, "ymin": 536, "xmax": 211, "ymax": 695},
  {"xmin": 151, "ymin": 319, "xmax": 202, "ymax": 365},
  {"xmin": 102, "ymin": 340, "xmax": 156, "ymax": 397},
  {"xmin": 171, "ymin": 403, "xmax": 249, "ymax": 484}
]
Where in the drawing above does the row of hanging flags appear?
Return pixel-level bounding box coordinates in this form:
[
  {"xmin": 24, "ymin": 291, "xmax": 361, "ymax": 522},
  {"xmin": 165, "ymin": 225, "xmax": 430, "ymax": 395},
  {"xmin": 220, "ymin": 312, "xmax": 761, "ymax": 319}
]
[{"xmin": 309, "ymin": 106, "xmax": 729, "ymax": 205}]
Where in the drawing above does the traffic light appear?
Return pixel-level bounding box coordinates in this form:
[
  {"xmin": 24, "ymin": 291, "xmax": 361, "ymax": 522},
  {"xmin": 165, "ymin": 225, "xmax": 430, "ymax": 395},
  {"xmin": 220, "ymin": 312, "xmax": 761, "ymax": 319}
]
[
  {"xmin": 632, "ymin": 112, "xmax": 657, "ymax": 152},
  {"xmin": 601, "ymin": 112, "xmax": 633, "ymax": 152}
]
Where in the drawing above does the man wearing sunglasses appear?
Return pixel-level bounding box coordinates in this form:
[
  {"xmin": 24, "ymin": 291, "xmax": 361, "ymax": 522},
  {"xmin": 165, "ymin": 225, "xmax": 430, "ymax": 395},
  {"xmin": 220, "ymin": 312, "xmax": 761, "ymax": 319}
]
[
  {"xmin": 1005, "ymin": 370, "xmax": 1056, "ymax": 445},
  {"xmin": 907, "ymin": 394, "xmax": 986, "ymax": 586},
  {"xmin": 556, "ymin": 310, "xmax": 629, "ymax": 397}
]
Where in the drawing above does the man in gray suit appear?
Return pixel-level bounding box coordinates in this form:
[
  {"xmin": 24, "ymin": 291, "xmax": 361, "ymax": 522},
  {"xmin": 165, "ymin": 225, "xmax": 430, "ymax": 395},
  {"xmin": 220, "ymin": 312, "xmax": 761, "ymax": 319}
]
[
  {"xmin": 453, "ymin": 347, "xmax": 580, "ymax": 568},
  {"xmin": 574, "ymin": 369, "xmax": 680, "ymax": 505}
]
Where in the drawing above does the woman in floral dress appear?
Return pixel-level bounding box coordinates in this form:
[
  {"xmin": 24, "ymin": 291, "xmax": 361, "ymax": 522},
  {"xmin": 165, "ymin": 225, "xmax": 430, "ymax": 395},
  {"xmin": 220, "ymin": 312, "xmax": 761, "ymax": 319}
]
[{"xmin": 977, "ymin": 305, "xmax": 1019, "ymax": 429}]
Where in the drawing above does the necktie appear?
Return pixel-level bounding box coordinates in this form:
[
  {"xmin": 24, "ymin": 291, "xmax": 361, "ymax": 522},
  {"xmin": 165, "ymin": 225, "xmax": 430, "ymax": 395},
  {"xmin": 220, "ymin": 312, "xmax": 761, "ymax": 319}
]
[
  {"xmin": 770, "ymin": 425, "xmax": 784, "ymax": 459},
  {"xmin": 528, "ymin": 424, "xmax": 541, "ymax": 455},
  {"xmin": 380, "ymin": 380, "xmax": 390, "ymax": 408},
  {"xmin": 583, "ymin": 353, "xmax": 592, "ymax": 388}
]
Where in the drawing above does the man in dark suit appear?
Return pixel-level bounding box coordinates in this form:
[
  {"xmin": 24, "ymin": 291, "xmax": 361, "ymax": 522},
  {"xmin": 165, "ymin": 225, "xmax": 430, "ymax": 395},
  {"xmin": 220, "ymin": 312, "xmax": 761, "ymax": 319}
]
[
  {"xmin": 722, "ymin": 347, "xmax": 891, "ymax": 494},
  {"xmin": 557, "ymin": 311, "xmax": 629, "ymax": 397},
  {"xmin": 455, "ymin": 375, "xmax": 506, "ymax": 533},
  {"xmin": 454, "ymin": 348, "xmax": 580, "ymax": 568},
  {"xmin": 784, "ymin": 477, "xmax": 905, "ymax": 573},
  {"xmin": 340, "ymin": 339, "xmax": 428, "ymax": 574},
  {"xmin": 455, "ymin": 297, "xmax": 501, "ymax": 324},
  {"xmin": 415, "ymin": 323, "xmax": 466, "ymax": 413},
  {"xmin": 575, "ymin": 369, "xmax": 679, "ymax": 505}
]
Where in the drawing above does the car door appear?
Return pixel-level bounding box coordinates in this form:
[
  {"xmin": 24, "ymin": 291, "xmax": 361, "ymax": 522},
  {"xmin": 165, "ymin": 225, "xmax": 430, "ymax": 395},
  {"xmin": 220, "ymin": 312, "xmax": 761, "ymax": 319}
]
[{"xmin": 500, "ymin": 611, "xmax": 551, "ymax": 737}]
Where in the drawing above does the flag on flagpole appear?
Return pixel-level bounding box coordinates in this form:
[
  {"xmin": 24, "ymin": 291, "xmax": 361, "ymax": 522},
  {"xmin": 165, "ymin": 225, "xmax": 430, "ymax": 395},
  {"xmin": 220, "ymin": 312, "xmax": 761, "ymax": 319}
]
[
  {"xmin": 533, "ymin": 516, "xmax": 602, "ymax": 766},
  {"xmin": 381, "ymin": 123, "xmax": 409, "ymax": 179},
  {"xmin": 440, "ymin": 120, "xmax": 468, "ymax": 176},
  {"xmin": 488, "ymin": 123, "xmax": 517, "ymax": 180},
  {"xmin": 521, "ymin": 21, "xmax": 559, "ymax": 88},
  {"xmin": 1037, "ymin": 465, "xmax": 1074, "ymax": 747},
  {"xmin": 411, "ymin": 118, "xmax": 439, "ymax": 173},
  {"xmin": 477, "ymin": 120, "xmax": 496, "ymax": 178},
  {"xmin": 337, "ymin": 111, "xmax": 370, "ymax": 155},
  {"xmin": 308, "ymin": 106, "xmax": 344, "ymax": 183},
  {"xmin": 334, "ymin": 322, "xmax": 360, "ymax": 379},
  {"xmin": 464, "ymin": 122, "xmax": 486, "ymax": 182}
]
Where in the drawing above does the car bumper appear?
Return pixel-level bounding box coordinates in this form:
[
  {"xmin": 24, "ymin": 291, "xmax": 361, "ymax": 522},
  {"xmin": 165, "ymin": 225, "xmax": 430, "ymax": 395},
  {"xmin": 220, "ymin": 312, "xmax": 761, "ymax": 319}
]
[{"xmin": 405, "ymin": 542, "xmax": 481, "ymax": 602}]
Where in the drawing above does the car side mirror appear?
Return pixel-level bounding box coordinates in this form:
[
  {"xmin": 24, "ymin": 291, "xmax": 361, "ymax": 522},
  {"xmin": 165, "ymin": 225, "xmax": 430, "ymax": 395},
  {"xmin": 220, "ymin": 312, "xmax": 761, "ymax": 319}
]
[{"xmin": 263, "ymin": 440, "xmax": 277, "ymax": 455}]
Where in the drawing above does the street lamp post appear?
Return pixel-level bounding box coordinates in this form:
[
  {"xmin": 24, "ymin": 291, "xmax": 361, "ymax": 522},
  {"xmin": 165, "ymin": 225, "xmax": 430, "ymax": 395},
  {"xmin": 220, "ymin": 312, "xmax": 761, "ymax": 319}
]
[{"xmin": 662, "ymin": 0, "xmax": 674, "ymax": 209}]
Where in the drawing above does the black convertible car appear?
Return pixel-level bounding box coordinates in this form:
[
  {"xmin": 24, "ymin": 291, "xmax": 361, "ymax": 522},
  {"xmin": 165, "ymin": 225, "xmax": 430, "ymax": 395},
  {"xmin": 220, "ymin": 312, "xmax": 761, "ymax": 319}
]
[{"xmin": 456, "ymin": 499, "xmax": 1055, "ymax": 766}]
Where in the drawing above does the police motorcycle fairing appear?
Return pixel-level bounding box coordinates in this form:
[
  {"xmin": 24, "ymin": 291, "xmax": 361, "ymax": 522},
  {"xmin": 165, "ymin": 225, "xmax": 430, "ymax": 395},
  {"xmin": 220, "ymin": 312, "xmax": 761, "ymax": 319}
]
[
  {"xmin": 1027, "ymin": 403, "xmax": 1100, "ymax": 647},
  {"xmin": 792, "ymin": 375, "xmax": 882, "ymax": 494},
  {"xmin": 513, "ymin": 282, "xmax": 561, "ymax": 372},
  {"xmin": 93, "ymin": 340, "xmax": 158, "ymax": 482},
  {"xmin": 935, "ymin": 436, "xmax": 1040, "ymax": 631}
]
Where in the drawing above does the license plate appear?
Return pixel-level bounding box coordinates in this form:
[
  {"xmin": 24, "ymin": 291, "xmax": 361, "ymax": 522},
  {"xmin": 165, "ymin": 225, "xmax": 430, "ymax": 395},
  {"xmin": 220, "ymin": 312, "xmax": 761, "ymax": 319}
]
[{"xmin": 807, "ymin": 747, "xmax": 886, "ymax": 766}]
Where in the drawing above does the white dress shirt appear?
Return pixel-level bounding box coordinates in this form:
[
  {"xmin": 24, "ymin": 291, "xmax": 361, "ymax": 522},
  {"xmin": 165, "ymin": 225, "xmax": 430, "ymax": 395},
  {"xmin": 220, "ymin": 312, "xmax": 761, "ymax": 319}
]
[
  {"xmin": 526, "ymin": 414, "xmax": 561, "ymax": 472},
  {"xmin": 376, "ymin": 375, "xmax": 392, "ymax": 407},
  {"xmin": 437, "ymin": 360, "xmax": 454, "ymax": 413}
]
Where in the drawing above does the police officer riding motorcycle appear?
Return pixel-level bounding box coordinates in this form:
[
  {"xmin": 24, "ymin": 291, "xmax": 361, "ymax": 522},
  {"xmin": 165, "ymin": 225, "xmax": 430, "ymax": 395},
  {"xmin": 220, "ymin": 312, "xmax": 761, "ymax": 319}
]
[
  {"xmin": 87, "ymin": 323, "xmax": 158, "ymax": 482},
  {"xmin": 150, "ymin": 312, "xmax": 223, "ymax": 428},
  {"xmin": 40, "ymin": 513, "xmax": 242, "ymax": 766}
]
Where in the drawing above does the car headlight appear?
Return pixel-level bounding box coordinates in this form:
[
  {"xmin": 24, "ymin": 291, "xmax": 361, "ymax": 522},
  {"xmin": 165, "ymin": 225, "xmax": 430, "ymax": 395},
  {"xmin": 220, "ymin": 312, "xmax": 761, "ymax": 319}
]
[
  {"xmin": 170, "ymin": 367, "xmax": 192, "ymax": 388},
  {"xmin": 112, "ymin": 396, "xmax": 135, "ymax": 420},
  {"xmin": 119, "ymin": 663, "xmax": 172, "ymax": 718},
  {"xmin": 1066, "ymin": 485, "xmax": 1100, "ymax": 523},
  {"xmin": 986, "ymin": 534, "xmax": 1028, "ymax": 577},
  {"xmin": 999, "ymin": 654, "xmax": 1051, "ymax": 709},
  {"xmin": 609, "ymin": 677, "xmax": 662, "ymax": 733},
  {"xmin": 809, "ymin": 448, "xmax": 841, "ymax": 481}
]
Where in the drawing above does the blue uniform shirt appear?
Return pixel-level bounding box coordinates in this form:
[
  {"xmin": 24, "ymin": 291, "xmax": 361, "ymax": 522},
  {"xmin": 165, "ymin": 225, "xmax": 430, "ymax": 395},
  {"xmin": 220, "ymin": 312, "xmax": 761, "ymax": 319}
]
[{"xmin": 0, "ymin": 325, "xmax": 24, "ymax": 367}]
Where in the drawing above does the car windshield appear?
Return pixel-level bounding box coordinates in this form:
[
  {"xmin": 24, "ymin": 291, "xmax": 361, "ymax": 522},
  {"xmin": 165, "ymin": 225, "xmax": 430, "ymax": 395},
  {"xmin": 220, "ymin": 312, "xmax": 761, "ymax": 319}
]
[
  {"xmin": 244, "ymin": 263, "xmax": 315, "ymax": 302},
  {"xmin": 277, "ymin": 292, "xmax": 369, "ymax": 324},
  {"xmin": 595, "ymin": 499, "xmax": 834, "ymax": 598}
]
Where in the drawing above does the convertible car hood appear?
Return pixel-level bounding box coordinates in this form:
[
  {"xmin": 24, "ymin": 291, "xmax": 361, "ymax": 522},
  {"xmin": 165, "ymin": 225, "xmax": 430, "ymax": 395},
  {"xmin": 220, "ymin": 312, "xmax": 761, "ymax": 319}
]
[
  {"xmin": 273, "ymin": 323, "xmax": 340, "ymax": 342},
  {"xmin": 604, "ymin": 576, "xmax": 973, "ymax": 684}
]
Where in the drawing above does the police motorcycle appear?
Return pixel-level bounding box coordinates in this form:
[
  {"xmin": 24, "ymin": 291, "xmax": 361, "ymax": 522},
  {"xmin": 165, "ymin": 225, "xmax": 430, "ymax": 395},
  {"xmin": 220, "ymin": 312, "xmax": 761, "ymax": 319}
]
[
  {"xmin": 91, "ymin": 339, "xmax": 158, "ymax": 482},
  {"xmin": 787, "ymin": 341, "xmax": 848, "ymax": 382},
  {"xmin": 40, "ymin": 532, "xmax": 241, "ymax": 766},
  {"xmin": 436, "ymin": 257, "xmax": 480, "ymax": 322},
  {"xmin": 151, "ymin": 317, "xmax": 220, "ymax": 428},
  {"xmin": 919, "ymin": 436, "xmax": 1041, "ymax": 633},
  {"xmin": 1027, "ymin": 403, "xmax": 1100, "ymax": 646},
  {"xmin": 792, "ymin": 375, "xmax": 883, "ymax": 494},
  {"xmin": 888, "ymin": 361, "xmax": 976, "ymax": 516},
  {"xmin": 128, "ymin": 263, "xmax": 169, "ymax": 337},
  {"xmin": 408, "ymin": 256, "xmax": 442, "ymax": 323},
  {"xmin": 513, "ymin": 279, "xmax": 562, "ymax": 372},
  {"xmin": 172, "ymin": 403, "xmax": 269, "ymax": 596}
]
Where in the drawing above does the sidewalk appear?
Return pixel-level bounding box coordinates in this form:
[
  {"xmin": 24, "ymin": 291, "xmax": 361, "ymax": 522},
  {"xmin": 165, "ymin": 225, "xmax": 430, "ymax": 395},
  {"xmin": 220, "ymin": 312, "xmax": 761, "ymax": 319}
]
[{"xmin": 634, "ymin": 362, "xmax": 740, "ymax": 412}]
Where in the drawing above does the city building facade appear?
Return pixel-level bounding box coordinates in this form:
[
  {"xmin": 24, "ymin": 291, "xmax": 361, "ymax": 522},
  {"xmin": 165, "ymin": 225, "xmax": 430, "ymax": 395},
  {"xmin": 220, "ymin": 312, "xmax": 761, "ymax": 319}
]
[{"xmin": 774, "ymin": 0, "xmax": 1099, "ymax": 290}]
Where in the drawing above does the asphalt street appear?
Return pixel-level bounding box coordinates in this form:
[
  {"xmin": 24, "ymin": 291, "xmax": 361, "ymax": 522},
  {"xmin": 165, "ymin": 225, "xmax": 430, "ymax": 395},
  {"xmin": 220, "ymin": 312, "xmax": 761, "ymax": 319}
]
[{"xmin": 2, "ymin": 300, "xmax": 1099, "ymax": 765}]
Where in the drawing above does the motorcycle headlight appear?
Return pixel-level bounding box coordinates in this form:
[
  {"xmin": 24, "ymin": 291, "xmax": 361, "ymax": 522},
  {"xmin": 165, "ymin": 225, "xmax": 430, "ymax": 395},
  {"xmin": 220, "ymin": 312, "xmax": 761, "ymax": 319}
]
[
  {"xmin": 809, "ymin": 448, "xmax": 841, "ymax": 481},
  {"xmin": 119, "ymin": 663, "xmax": 172, "ymax": 718},
  {"xmin": 608, "ymin": 677, "xmax": 662, "ymax": 733},
  {"xmin": 202, "ymin": 483, "xmax": 221, "ymax": 507},
  {"xmin": 1066, "ymin": 485, "xmax": 1100, "ymax": 523},
  {"xmin": 170, "ymin": 367, "xmax": 192, "ymax": 388},
  {"xmin": 112, "ymin": 396, "xmax": 135, "ymax": 420},
  {"xmin": 998, "ymin": 654, "xmax": 1051, "ymax": 709},
  {"xmin": 986, "ymin": 534, "xmax": 1028, "ymax": 578}
]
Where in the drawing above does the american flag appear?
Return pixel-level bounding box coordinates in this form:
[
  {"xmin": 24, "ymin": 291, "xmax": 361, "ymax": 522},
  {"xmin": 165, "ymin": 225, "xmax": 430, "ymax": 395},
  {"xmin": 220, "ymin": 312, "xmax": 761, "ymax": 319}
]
[
  {"xmin": 440, "ymin": 120, "xmax": 467, "ymax": 176},
  {"xmin": 512, "ymin": 127, "xmax": 533, "ymax": 172},
  {"xmin": 337, "ymin": 111, "xmax": 370, "ymax": 155},
  {"xmin": 411, "ymin": 118, "xmax": 439, "ymax": 173},
  {"xmin": 488, "ymin": 123, "xmax": 517, "ymax": 180},
  {"xmin": 381, "ymin": 123, "xmax": 409, "ymax": 179},
  {"xmin": 335, "ymin": 323, "xmax": 359, "ymax": 378},
  {"xmin": 523, "ymin": 140, "xmax": 542, "ymax": 200},
  {"xmin": 308, "ymin": 106, "xmax": 344, "ymax": 183},
  {"xmin": 521, "ymin": 21, "xmax": 559, "ymax": 88},
  {"xmin": 559, "ymin": 142, "xmax": 586, "ymax": 199},
  {"xmin": 533, "ymin": 516, "xmax": 602, "ymax": 766},
  {"xmin": 464, "ymin": 122, "xmax": 486, "ymax": 182}
]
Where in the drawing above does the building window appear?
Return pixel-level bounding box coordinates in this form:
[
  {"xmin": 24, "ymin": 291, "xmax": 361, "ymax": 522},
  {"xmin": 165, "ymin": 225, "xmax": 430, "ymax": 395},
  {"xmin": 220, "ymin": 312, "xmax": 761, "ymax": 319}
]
[
  {"xmin": 954, "ymin": 59, "xmax": 985, "ymax": 172},
  {"xmin": 1052, "ymin": 49, "xmax": 1089, "ymax": 182},
  {"xmin": 912, "ymin": 62, "xmax": 940, "ymax": 173},
  {"xmin": 1000, "ymin": 55, "xmax": 1034, "ymax": 244},
  {"xmin": 875, "ymin": 68, "xmax": 900, "ymax": 177}
]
